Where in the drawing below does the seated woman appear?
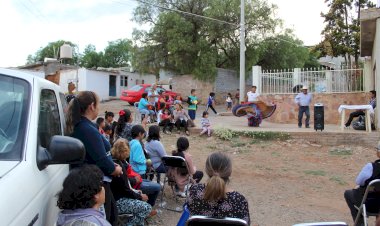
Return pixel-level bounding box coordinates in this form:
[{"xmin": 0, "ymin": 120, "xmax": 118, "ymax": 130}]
[
  {"xmin": 138, "ymin": 93, "xmax": 155, "ymax": 121},
  {"xmin": 186, "ymin": 152, "xmax": 251, "ymax": 225},
  {"xmin": 173, "ymin": 103, "xmax": 191, "ymax": 136},
  {"xmin": 56, "ymin": 165, "xmax": 111, "ymax": 226},
  {"xmin": 115, "ymin": 109, "xmax": 147, "ymax": 142},
  {"xmin": 110, "ymin": 138, "xmax": 154, "ymax": 225},
  {"xmin": 145, "ymin": 125, "xmax": 167, "ymax": 183},
  {"xmin": 168, "ymin": 137, "xmax": 203, "ymax": 198}
]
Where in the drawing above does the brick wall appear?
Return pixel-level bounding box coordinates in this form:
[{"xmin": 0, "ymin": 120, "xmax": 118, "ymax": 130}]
[
  {"xmin": 260, "ymin": 92, "xmax": 370, "ymax": 124},
  {"xmin": 170, "ymin": 75, "xmax": 214, "ymax": 105}
]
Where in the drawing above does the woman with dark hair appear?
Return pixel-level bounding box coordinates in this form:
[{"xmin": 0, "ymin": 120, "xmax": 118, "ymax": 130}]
[
  {"xmin": 173, "ymin": 103, "xmax": 191, "ymax": 136},
  {"xmin": 104, "ymin": 111, "xmax": 117, "ymax": 143},
  {"xmin": 56, "ymin": 165, "xmax": 111, "ymax": 226},
  {"xmin": 186, "ymin": 152, "xmax": 250, "ymax": 225},
  {"xmin": 66, "ymin": 91, "xmax": 122, "ymax": 226},
  {"xmin": 114, "ymin": 109, "xmax": 147, "ymax": 142},
  {"xmin": 145, "ymin": 125, "xmax": 167, "ymax": 182},
  {"xmin": 138, "ymin": 93, "xmax": 155, "ymax": 121},
  {"xmin": 169, "ymin": 137, "xmax": 203, "ymax": 197}
]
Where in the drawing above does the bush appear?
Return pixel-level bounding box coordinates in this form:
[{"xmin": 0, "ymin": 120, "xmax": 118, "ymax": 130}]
[{"xmin": 214, "ymin": 128, "xmax": 290, "ymax": 141}]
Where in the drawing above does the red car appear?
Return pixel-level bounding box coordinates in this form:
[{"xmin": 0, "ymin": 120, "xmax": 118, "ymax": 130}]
[{"xmin": 120, "ymin": 84, "xmax": 179, "ymax": 105}]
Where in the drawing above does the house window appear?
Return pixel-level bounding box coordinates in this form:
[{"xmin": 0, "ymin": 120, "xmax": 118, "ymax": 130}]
[{"xmin": 120, "ymin": 76, "xmax": 128, "ymax": 87}]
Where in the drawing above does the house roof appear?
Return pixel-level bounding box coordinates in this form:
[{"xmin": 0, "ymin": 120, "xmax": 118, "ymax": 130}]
[{"xmin": 360, "ymin": 8, "xmax": 380, "ymax": 57}]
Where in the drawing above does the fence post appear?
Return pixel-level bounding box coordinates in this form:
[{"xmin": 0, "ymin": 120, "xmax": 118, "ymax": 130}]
[
  {"xmin": 252, "ymin": 65, "xmax": 262, "ymax": 93},
  {"xmin": 363, "ymin": 58, "xmax": 373, "ymax": 92},
  {"xmin": 326, "ymin": 70, "xmax": 333, "ymax": 93},
  {"xmin": 293, "ymin": 68, "xmax": 301, "ymax": 88}
]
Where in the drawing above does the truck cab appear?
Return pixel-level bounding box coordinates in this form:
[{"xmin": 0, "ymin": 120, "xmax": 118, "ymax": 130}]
[{"xmin": 0, "ymin": 68, "xmax": 84, "ymax": 226}]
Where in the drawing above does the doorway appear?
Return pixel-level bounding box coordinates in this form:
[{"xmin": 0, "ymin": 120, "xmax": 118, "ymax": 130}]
[{"xmin": 109, "ymin": 75, "xmax": 116, "ymax": 96}]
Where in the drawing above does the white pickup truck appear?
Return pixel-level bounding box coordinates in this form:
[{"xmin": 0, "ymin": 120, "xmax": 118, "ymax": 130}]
[{"xmin": 0, "ymin": 68, "xmax": 85, "ymax": 226}]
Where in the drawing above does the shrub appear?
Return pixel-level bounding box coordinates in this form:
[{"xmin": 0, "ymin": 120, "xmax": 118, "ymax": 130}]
[{"xmin": 214, "ymin": 127, "xmax": 290, "ymax": 141}]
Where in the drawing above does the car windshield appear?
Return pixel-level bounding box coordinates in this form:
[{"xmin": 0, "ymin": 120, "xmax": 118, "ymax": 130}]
[
  {"xmin": 0, "ymin": 74, "xmax": 30, "ymax": 161},
  {"xmin": 129, "ymin": 85, "xmax": 143, "ymax": 91},
  {"xmin": 145, "ymin": 87, "xmax": 165, "ymax": 93}
]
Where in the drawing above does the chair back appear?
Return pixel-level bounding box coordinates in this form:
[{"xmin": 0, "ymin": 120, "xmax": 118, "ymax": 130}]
[
  {"xmin": 162, "ymin": 156, "xmax": 189, "ymax": 171},
  {"xmin": 186, "ymin": 216, "xmax": 248, "ymax": 226},
  {"xmin": 293, "ymin": 222, "xmax": 348, "ymax": 226},
  {"xmin": 360, "ymin": 179, "xmax": 380, "ymax": 213}
]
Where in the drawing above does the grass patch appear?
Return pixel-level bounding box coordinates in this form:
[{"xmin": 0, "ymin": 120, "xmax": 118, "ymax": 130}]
[
  {"xmin": 271, "ymin": 152, "xmax": 281, "ymax": 157},
  {"xmin": 330, "ymin": 176, "xmax": 347, "ymax": 185},
  {"xmin": 231, "ymin": 139, "xmax": 247, "ymax": 148},
  {"xmin": 303, "ymin": 170, "xmax": 326, "ymax": 176},
  {"xmin": 206, "ymin": 145, "xmax": 216, "ymax": 149},
  {"xmin": 214, "ymin": 127, "xmax": 290, "ymax": 141},
  {"xmin": 329, "ymin": 148, "xmax": 353, "ymax": 156}
]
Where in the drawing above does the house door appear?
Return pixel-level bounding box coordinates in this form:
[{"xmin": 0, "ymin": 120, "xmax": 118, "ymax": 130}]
[{"xmin": 109, "ymin": 75, "xmax": 116, "ymax": 96}]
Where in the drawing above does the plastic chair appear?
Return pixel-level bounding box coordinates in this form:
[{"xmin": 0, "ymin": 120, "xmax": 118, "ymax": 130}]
[
  {"xmin": 293, "ymin": 222, "xmax": 348, "ymax": 226},
  {"xmin": 354, "ymin": 179, "xmax": 380, "ymax": 226},
  {"xmin": 160, "ymin": 156, "xmax": 192, "ymax": 212},
  {"xmin": 186, "ymin": 216, "xmax": 248, "ymax": 226}
]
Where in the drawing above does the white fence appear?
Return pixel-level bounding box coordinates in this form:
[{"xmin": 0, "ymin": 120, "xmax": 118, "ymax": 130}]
[{"xmin": 258, "ymin": 68, "xmax": 364, "ymax": 94}]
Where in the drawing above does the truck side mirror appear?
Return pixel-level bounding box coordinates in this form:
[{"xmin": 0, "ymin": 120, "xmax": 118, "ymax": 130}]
[{"xmin": 37, "ymin": 136, "xmax": 85, "ymax": 170}]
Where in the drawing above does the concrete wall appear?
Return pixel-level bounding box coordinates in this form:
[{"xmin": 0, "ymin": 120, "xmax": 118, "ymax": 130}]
[
  {"xmin": 170, "ymin": 74, "xmax": 214, "ymax": 104},
  {"xmin": 260, "ymin": 92, "xmax": 370, "ymax": 125}
]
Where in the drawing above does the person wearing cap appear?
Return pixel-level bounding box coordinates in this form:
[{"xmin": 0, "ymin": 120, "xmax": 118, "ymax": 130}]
[
  {"xmin": 344, "ymin": 142, "xmax": 380, "ymax": 225},
  {"xmin": 246, "ymin": 85, "xmax": 260, "ymax": 102},
  {"xmin": 294, "ymin": 86, "xmax": 312, "ymax": 128}
]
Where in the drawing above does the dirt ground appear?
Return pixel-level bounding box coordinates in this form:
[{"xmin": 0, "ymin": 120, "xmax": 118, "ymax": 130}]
[{"xmin": 99, "ymin": 100, "xmax": 377, "ymax": 226}]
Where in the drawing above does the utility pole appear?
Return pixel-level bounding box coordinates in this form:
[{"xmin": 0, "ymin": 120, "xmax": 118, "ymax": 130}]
[{"xmin": 239, "ymin": 0, "xmax": 245, "ymax": 103}]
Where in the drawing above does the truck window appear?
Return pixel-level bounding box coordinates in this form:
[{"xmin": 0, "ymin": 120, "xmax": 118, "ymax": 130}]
[
  {"xmin": 0, "ymin": 74, "xmax": 30, "ymax": 160},
  {"xmin": 38, "ymin": 90, "xmax": 62, "ymax": 148}
]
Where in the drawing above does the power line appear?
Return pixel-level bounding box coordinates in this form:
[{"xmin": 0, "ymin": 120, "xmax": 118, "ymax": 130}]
[{"xmin": 127, "ymin": 0, "xmax": 239, "ymax": 26}]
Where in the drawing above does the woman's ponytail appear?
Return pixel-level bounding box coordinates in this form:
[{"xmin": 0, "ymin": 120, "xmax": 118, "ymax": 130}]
[
  {"xmin": 204, "ymin": 152, "xmax": 232, "ymax": 202},
  {"xmin": 204, "ymin": 174, "xmax": 226, "ymax": 201}
]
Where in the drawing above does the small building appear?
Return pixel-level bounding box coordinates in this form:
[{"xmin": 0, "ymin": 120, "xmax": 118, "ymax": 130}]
[{"xmin": 360, "ymin": 8, "xmax": 380, "ymax": 128}]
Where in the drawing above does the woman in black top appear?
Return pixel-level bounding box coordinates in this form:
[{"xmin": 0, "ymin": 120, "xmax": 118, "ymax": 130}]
[
  {"xmin": 66, "ymin": 91, "xmax": 123, "ymax": 226},
  {"xmin": 186, "ymin": 152, "xmax": 250, "ymax": 225}
]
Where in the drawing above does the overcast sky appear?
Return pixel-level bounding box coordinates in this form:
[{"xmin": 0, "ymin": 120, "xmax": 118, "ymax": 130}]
[{"xmin": 0, "ymin": 0, "xmax": 376, "ymax": 67}]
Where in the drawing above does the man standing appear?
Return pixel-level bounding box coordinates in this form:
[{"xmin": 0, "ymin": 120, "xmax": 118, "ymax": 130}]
[
  {"xmin": 148, "ymin": 84, "xmax": 159, "ymax": 106},
  {"xmin": 294, "ymin": 86, "xmax": 312, "ymax": 128},
  {"xmin": 246, "ymin": 86, "xmax": 260, "ymax": 102}
]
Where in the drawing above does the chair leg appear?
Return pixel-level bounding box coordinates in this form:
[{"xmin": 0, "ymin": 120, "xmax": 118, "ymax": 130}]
[
  {"xmin": 363, "ymin": 204, "xmax": 367, "ymax": 226},
  {"xmin": 354, "ymin": 206, "xmax": 363, "ymax": 226}
]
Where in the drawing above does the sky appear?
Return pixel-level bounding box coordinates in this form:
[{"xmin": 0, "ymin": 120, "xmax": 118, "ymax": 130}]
[{"xmin": 0, "ymin": 0, "xmax": 376, "ymax": 67}]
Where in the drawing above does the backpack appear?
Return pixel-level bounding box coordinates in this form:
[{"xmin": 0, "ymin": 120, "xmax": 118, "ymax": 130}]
[{"xmin": 186, "ymin": 96, "xmax": 192, "ymax": 105}]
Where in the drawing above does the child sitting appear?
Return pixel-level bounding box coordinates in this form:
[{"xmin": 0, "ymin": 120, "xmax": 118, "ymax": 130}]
[
  {"xmin": 96, "ymin": 117, "xmax": 106, "ymax": 135},
  {"xmin": 158, "ymin": 103, "xmax": 174, "ymax": 134},
  {"xmin": 103, "ymin": 124, "xmax": 112, "ymax": 142},
  {"xmin": 200, "ymin": 111, "xmax": 212, "ymax": 137},
  {"xmin": 168, "ymin": 137, "xmax": 203, "ymax": 197}
]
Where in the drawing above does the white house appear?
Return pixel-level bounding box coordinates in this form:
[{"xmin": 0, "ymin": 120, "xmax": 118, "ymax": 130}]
[
  {"xmin": 360, "ymin": 8, "xmax": 380, "ymax": 129},
  {"xmin": 59, "ymin": 68, "xmax": 156, "ymax": 101}
]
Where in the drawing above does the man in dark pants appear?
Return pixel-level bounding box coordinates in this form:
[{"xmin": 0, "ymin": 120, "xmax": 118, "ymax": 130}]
[
  {"xmin": 344, "ymin": 142, "xmax": 380, "ymax": 226},
  {"xmin": 345, "ymin": 90, "xmax": 376, "ymax": 127},
  {"xmin": 294, "ymin": 86, "xmax": 312, "ymax": 128}
]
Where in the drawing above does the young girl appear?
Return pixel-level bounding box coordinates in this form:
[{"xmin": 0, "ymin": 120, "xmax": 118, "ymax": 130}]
[
  {"xmin": 169, "ymin": 137, "xmax": 203, "ymax": 197},
  {"xmin": 96, "ymin": 117, "xmax": 106, "ymax": 135},
  {"xmin": 206, "ymin": 92, "xmax": 217, "ymax": 115},
  {"xmin": 200, "ymin": 111, "xmax": 212, "ymax": 137},
  {"xmin": 226, "ymin": 93, "xmax": 233, "ymax": 111},
  {"xmin": 159, "ymin": 107, "xmax": 174, "ymax": 134},
  {"xmin": 110, "ymin": 138, "xmax": 154, "ymax": 224},
  {"xmin": 173, "ymin": 103, "xmax": 191, "ymax": 136}
]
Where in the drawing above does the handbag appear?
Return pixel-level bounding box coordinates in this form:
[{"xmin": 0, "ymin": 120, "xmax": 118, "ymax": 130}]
[
  {"xmin": 126, "ymin": 163, "xmax": 142, "ymax": 189},
  {"xmin": 176, "ymin": 204, "xmax": 190, "ymax": 226}
]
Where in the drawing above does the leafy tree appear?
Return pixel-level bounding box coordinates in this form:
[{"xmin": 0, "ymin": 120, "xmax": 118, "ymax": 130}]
[
  {"xmin": 101, "ymin": 39, "xmax": 133, "ymax": 68},
  {"xmin": 80, "ymin": 44, "xmax": 103, "ymax": 68},
  {"xmin": 317, "ymin": 0, "xmax": 375, "ymax": 67},
  {"xmin": 26, "ymin": 40, "xmax": 79, "ymax": 65},
  {"xmin": 132, "ymin": 0, "xmax": 280, "ymax": 81}
]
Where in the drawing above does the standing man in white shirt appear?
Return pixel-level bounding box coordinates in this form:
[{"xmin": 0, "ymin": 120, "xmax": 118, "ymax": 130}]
[
  {"xmin": 294, "ymin": 86, "xmax": 312, "ymax": 128},
  {"xmin": 246, "ymin": 86, "xmax": 260, "ymax": 102}
]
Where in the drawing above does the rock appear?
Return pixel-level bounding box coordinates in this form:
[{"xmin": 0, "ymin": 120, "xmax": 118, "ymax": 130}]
[{"xmin": 310, "ymin": 143, "xmax": 322, "ymax": 148}]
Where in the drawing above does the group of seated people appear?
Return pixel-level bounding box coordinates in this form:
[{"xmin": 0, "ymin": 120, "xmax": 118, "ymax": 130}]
[{"xmin": 59, "ymin": 89, "xmax": 250, "ymax": 226}]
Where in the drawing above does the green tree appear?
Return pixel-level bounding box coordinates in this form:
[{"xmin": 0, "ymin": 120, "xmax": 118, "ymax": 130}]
[
  {"xmin": 318, "ymin": 0, "xmax": 374, "ymax": 67},
  {"xmin": 80, "ymin": 44, "xmax": 103, "ymax": 68},
  {"xmin": 26, "ymin": 40, "xmax": 78, "ymax": 65},
  {"xmin": 101, "ymin": 39, "xmax": 133, "ymax": 68},
  {"xmin": 132, "ymin": 0, "xmax": 280, "ymax": 81}
]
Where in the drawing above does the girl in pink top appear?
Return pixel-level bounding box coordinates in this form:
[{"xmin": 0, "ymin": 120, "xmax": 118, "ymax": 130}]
[{"xmin": 168, "ymin": 137, "xmax": 203, "ymax": 197}]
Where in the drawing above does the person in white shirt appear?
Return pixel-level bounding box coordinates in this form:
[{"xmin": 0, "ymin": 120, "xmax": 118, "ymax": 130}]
[
  {"xmin": 246, "ymin": 86, "xmax": 260, "ymax": 102},
  {"xmin": 294, "ymin": 86, "xmax": 312, "ymax": 128}
]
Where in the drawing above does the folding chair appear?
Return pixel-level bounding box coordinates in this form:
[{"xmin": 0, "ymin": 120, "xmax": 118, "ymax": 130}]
[
  {"xmin": 133, "ymin": 102, "xmax": 141, "ymax": 123},
  {"xmin": 354, "ymin": 179, "xmax": 380, "ymax": 226},
  {"xmin": 293, "ymin": 222, "xmax": 348, "ymax": 226},
  {"xmin": 186, "ymin": 216, "xmax": 248, "ymax": 226},
  {"xmin": 159, "ymin": 156, "xmax": 193, "ymax": 212}
]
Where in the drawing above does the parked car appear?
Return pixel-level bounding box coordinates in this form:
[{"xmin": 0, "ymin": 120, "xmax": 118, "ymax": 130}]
[
  {"xmin": 120, "ymin": 84, "xmax": 179, "ymax": 105},
  {"xmin": 0, "ymin": 68, "xmax": 85, "ymax": 226}
]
